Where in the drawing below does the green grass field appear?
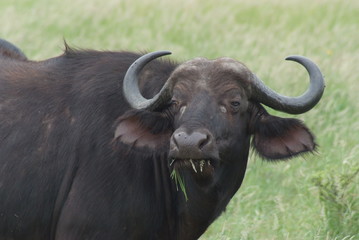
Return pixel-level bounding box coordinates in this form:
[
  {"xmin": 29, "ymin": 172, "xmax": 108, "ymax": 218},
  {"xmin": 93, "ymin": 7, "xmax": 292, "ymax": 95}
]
[{"xmin": 1, "ymin": 0, "xmax": 358, "ymax": 239}]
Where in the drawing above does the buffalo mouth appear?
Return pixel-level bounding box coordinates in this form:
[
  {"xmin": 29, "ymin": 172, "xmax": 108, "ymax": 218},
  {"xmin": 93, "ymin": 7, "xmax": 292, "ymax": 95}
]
[{"xmin": 170, "ymin": 158, "xmax": 216, "ymax": 177}]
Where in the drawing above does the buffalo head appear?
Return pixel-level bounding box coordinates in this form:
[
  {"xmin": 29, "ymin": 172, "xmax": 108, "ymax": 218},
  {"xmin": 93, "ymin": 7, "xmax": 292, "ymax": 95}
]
[{"xmin": 117, "ymin": 51, "xmax": 324, "ymax": 196}]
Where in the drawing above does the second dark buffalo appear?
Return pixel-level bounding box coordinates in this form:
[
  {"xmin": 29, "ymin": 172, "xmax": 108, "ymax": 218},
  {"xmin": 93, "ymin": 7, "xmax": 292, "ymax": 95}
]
[{"xmin": 0, "ymin": 40, "xmax": 324, "ymax": 240}]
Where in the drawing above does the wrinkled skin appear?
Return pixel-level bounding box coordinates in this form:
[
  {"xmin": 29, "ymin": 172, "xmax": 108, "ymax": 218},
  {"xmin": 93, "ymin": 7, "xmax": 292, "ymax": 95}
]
[{"xmin": 0, "ymin": 42, "xmax": 317, "ymax": 240}]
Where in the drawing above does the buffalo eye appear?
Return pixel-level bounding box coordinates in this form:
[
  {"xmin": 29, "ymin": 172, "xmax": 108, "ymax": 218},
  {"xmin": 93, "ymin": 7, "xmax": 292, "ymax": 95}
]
[
  {"xmin": 230, "ymin": 101, "xmax": 241, "ymax": 107},
  {"xmin": 230, "ymin": 101, "xmax": 241, "ymax": 112},
  {"xmin": 169, "ymin": 99, "xmax": 181, "ymax": 109},
  {"xmin": 170, "ymin": 99, "xmax": 179, "ymax": 106},
  {"xmin": 169, "ymin": 99, "xmax": 181, "ymax": 113}
]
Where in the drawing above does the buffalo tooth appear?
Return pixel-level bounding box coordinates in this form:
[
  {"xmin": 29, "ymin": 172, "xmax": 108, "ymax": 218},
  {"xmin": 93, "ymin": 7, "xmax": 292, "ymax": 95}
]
[
  {"xmin": 170, "ymin": 159, "xmax": 175, "ymax": 166},
  {"xmin": 200, "ymin": 160, "xmax": 205, "ymax": 172},
  {"xmin": 189, "ymin": 159, "xmax": 197, "ymax": 173}
]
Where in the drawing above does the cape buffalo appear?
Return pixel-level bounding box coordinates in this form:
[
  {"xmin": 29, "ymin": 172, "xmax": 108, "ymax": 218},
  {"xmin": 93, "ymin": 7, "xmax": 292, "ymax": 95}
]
[{"xmin": 0, "ymin": 39, "xmax": 324, "ymax": 240}]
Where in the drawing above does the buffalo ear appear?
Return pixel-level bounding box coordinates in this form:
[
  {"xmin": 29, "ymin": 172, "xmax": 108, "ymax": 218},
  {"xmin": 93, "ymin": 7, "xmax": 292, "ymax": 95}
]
[
  {"xmin": 252, "ymin": 114, "xmax": 316, "ymax": 160},
  {"xmin": 113, "ymin": 110, "xmax": 172, "ymax": 151}
]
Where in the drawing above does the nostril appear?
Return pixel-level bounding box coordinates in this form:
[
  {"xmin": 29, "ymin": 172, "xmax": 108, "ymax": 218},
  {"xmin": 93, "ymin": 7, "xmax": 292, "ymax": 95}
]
[
  {"xmin": 190, "ymin": 131, "xmax": 212, "ymax": 150},
  {"xmin": 197, "ymin": 134, "xmax": 209, "ymax": 149}
]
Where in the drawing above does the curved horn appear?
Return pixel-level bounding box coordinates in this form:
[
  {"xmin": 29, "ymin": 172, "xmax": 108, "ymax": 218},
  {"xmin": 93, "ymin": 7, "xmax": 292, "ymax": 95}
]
[
  {"xmin": 0, "ymin": 39, "xmax": 27, "ymax": 60},
  {"xmin": 123, "ymin": 51, "xmax": 172, "ymax": 110},
  {"xmin": 251, "ymin": 55, "xmax": 325, "ymax": 114}
]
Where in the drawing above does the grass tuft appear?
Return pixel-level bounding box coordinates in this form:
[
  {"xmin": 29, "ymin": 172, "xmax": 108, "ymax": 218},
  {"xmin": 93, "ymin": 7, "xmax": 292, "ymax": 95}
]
[
  {"xmin": 312, "ymin": 165, "xmax": 359, "ymax": 239},
  {"xmin": 171, "ymin": 169, "xmax": 188, "ymax": 201}
]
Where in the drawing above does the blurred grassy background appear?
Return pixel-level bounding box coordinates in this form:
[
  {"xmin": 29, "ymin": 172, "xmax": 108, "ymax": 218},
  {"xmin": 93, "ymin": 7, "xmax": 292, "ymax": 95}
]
[{"xmin": 1, "ymin": 0, "xmax": 358, "ymax": 239}]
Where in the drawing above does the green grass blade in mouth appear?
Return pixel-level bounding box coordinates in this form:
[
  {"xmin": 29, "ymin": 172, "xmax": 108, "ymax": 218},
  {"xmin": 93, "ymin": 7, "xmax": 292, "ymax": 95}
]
[{"xmin": 170, "ymin": 169, "xmax": 188, "ymax": 201}]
